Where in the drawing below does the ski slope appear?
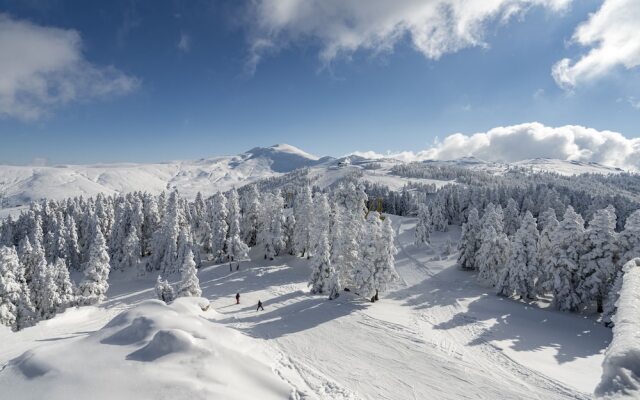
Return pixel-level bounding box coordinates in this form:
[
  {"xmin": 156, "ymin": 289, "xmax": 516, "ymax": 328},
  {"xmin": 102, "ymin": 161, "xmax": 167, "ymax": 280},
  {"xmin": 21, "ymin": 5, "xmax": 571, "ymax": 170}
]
[{"xmin": 0, "ymin": 217, "xmax": 610, "ymax": 399}]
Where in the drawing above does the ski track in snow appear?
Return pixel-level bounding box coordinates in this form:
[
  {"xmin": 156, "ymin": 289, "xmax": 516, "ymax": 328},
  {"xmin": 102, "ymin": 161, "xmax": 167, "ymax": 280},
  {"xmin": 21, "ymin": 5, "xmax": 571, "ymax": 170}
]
[{"xmin": 0, "ymin": 217, "xmax": 608, "ymax": 399}]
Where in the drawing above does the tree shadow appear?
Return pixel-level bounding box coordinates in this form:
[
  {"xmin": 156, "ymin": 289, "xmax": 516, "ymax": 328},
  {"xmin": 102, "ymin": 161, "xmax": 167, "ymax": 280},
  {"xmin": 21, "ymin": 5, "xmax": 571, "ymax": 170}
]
[{"xmin": 214, "ymin": 290, "xmax": 368, "ymax": 339}]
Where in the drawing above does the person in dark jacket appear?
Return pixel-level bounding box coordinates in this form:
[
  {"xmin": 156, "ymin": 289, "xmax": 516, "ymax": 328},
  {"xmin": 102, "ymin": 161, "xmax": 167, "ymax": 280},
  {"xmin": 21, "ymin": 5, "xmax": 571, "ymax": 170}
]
[
  {"xmin": 236, "ymin": 292, "xmax": 240, "ymax": 304},
  {"xmin": 256, "ymin": 300, "xmax": 264, "ymax": 311}
]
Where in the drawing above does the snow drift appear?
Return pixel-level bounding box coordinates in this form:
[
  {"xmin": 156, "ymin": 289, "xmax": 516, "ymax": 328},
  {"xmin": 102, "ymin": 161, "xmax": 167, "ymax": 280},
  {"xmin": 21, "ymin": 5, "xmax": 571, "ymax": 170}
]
[
  {"xmin": 0, "ymin": 297, "xmax": 299, "ymax": 400},
  {"xmin": 596, "ymin": 258, "xmax": 640, "ymax": 398}
]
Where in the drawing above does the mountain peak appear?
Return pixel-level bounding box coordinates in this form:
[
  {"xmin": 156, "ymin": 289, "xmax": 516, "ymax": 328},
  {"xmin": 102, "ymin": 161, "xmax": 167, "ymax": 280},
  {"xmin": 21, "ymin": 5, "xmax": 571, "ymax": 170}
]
[{"xmin": 244, "ymin": 144, "xmax": 320, "ymax": 173}]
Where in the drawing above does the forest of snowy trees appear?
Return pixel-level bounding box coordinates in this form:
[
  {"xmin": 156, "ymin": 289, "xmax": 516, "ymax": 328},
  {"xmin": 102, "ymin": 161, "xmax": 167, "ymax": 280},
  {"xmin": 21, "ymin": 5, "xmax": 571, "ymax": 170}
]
[
  {"xmin": 0, "ymin": 179, "xmax": 397, "ymax": 331},
  {"xmin": 416, "ymin": 194, "xmax": 640, "ymax": 324}
]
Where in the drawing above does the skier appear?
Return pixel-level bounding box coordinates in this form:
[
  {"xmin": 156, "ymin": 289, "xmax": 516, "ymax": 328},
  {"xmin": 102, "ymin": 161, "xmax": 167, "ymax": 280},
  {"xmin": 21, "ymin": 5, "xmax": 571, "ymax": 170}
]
[
  {"xmin": 235, "ymin": 292, "xmax": 240, "ymax": 304},
  {"xmin": 374, "ymin": 289, "xmax": 379, "ymax": 302},
  {"xmin": 256, "ymin": 300, "xmax": 264, "ymax": 311},
  {"xmin": 229, "ymin": 263, "xmax": 233, "ymax": 273}
]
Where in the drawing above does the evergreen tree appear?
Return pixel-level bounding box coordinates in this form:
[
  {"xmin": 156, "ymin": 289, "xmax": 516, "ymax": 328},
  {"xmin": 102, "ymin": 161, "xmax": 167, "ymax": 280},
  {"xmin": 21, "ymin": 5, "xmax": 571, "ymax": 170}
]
[
  {"xmin": 536, "ymin": 208, "xmax": 559, "ymax": 294},
  {"xmin": 503, "ymin": 198, "xmax": 520, "ymax": 236},
  {"xmin": 241, "ymin": 185, "xmax": 261, "ymax": 247},
  {"xmin": 210, "ymin": 192, "xmax": 229, "ymax": 262},
  {"xmin": 78, "ymin": 228, "xmax": 111, "ymax": 305},
  {"xmin": 477, "ymin": 226, "xmax": 511, "ymax": 285},
  {"xmin": 52, "ymin": 258, "xmax": 75, "ymax": 311},
  {"xmin": 308, "ymin": 228, "xmax": 332, "ymax": 294},
  {"xmin": 578, "ymin": 206, "xmax": 617, "ymax": 312},
  {"xmin": 0, "ymin": 246, "xmax": 35, "ymax": 330},
  {"xmin": 371, "ymin": 215, "xmax": 399, "ymax": 295},
  {"xmin": 151, "ymin": 190, "xmax": 183, "ymax": 275},
  {"xmin": 415, "ymin": 205, "xmax": 432, "ymax": 246},
  {"xmin": 618, "ymin": 209, "xmax": 640, "ymax": 266},
  {"xmin": 497, "ymin": 211, "xmax": 539, "ymax": 299},
  {"xmin": 177, "ymin": 248, "xmax": 201, "ymax": 298},
  {"xmin": 65, "ymin": 215, "xmax": 81, "ymax": 271},
  {"xmin": 457, "ymin": 208, "xmax": 481, "ymax": 270},
  {"xmin": 293, "ymin": 184, "xmax": 313, "ymax": 257},
  {"xmin": 225, "ymin": 188, "xmax": 249, "ymax": 263},
  {"xmin": 155, "ymin": 275, "xmax": 175, "ymax": 303},
  {"xmin": 551, "ymin": 206, "xmax": 585, "ymax": 312}
]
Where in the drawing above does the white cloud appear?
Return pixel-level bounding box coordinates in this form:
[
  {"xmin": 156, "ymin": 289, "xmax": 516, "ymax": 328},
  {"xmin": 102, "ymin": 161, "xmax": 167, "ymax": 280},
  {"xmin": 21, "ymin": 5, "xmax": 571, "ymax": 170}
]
[
  {"xmin": 246, "ymin": 0, "xmax": 571, "ymax": 70},
  {"xmin": 351, "ymin": 122, "xmax": 640, "ymax": 170},
  {"xmin": 0, "ymin": 14, "xmax": 139, "ymax": 121},
  {"xmin": 552, "ymin": 0, "xmax": 640, "ymax": 89},
  {"xmin": 178, "ymin": 32, "xmax": 191, "ymax": 53}
]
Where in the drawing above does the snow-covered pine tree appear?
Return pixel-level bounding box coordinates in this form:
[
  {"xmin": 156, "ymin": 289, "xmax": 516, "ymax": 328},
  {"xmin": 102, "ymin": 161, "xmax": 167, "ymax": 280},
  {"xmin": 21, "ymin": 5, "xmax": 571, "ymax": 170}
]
[
  {"xmin": 65, "ymin": 215, "xmax": 81, "ymax": 271},
  {"xmin": 177, "ymin": 248, "xmax": 201, "ymax": 298},
  {"xmin": 151, "ymin": 190, "xmax": 183, "ymax": 275},
  {"xmin": 354, "ymin": 212, "xmax": 380, "ymax": 296},
  {"xmin": 283, "ymin": 213, "xmax": 296, "ymax": 255},
  {"xmin": 155, "ymin": 275, "xmax": 175, "ymax": 303},
  {"xmin": 225, "ymin": 188, "xmax": 249, "ymax": 263},
  {"xmin": 497, "ymin": 211, "xmax": 539, "ymax": 299},
  {"xmin": 371, "ymin": 215, "xmax": 399, "ymax": 296},
  {"xmin": 536, "ymin": 208, "xmax": 559, "ymax": 295},
  {"xmin": 78, "ymin": 228, "xmax": 111, "ymax": 305},
  {"xmin": 121, "ymin": 229, "xmax": 142, "ymax": 274},
  {"xmin": 477, "ymin": 226, "xmax": 511, "ymax": 286},
  {"xmin": 551, "ymin": 206, "xmax": 585, "ymax": 312},
  {"xmin": 503, "ymin": 198, "xmax": 520, "ymax": 236},
  {"xmin": 457, "ymin": 208, "xmax": 481, "ymax": 270},
  {"xmin": 0, "ymin": 246, "xmax": 35, "ymax": 331},
  {"xmin": 578, "ymin": 206, "xmax": 617, "ymax": 312},
  {"xmin": 293, "ymin": 184, "xmax": 313, "ymax": 257},
  {"xmin": 52, "ymin": 257, "xmax": 75, "ymax": 311},
  {"xmin": 241, "ymin": 185, "xmax": 261, "ymax": 247},
  {"xmin": 257, "ymin": 191, "xmax": 286, "ymax": 260},
  {"xmin": 308, "ymin": 227, "xmax": 332, "ymax": 294},
  {"xmin": 415, "ymin": 205, "xmax": 432, "ymax": 246},
  {"xmin": 210, "ymin": 192, "xmax": 229, "ymax": 262},
  {"xmin": 618, "ymin": 209, "xmax": 640, "ymax": 266}
]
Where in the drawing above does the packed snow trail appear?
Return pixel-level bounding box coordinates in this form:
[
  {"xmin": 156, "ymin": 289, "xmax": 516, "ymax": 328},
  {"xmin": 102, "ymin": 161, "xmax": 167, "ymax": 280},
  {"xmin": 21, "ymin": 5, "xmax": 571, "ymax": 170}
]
[{"xmin": 0, "ymin": 216, "xmax": 610, "ymax": 399}]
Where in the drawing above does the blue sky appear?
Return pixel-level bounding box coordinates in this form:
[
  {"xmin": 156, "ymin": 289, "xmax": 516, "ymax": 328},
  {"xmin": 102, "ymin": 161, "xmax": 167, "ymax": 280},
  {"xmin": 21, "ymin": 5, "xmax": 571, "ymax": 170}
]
[{"xmin": 0, "ymin": 0, "xmax": 639, "ymax": 165}]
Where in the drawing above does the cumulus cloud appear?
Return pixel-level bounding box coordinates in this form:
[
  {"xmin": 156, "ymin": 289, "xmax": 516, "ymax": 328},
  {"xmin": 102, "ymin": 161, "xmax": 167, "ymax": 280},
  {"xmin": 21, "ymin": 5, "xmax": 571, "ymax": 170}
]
[
  {"xmin": 246, "ymin": 0, "xmax": 571, "ymax": 71},
  {"xmin": 552, "ymin": 0, "xmax": 640, "ymax": 89},
  {"xmin": 351, "ymin": 122, "xmax": 640, "ymax": 170},
  {"xmin": 0, "ymin": 14, "xmax": 139, "ymax": 121}
]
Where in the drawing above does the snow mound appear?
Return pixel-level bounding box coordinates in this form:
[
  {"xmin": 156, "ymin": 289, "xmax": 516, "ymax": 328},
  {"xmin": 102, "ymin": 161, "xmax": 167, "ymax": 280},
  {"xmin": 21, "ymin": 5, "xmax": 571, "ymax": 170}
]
[
  {"xmin": 596, "ymin": 258, "xmax": 640, "ymax": 399},
  {"xmin": 0, "ymin": 297, "xmax": 299, "ymax": 400}
]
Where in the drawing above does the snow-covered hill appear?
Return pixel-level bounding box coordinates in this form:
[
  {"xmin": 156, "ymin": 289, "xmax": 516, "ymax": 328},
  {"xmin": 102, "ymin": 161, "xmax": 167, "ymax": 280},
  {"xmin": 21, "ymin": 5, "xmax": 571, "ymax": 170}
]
[{"xmin": 0, "ymin": 144, "xmax": 626, "ymax": 210}]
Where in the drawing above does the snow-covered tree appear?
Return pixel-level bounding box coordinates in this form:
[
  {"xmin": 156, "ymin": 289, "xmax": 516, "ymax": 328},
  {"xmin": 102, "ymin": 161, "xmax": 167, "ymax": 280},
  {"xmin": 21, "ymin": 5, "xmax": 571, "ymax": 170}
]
[
  {"xmin": 372, "ymin": 215, "xmax": 399, "ymax": 295},
  {"xmin": 210, "ymin": 192, "xmax": 229, "ymax": 262},
  {"xmin": 121, "ymin": 230, "xmax": 142, "ymax": 274},
  {"xmin": 257, "ymin": 191, "xmax": 286, "ymax": 260},
  {"xmin": 151, "ymin": 190, "xmax": 183, "ymax": 275},
  {"xmin": 415, "ymin": 205, "xmax": 432, "ymax": 246},
  {"xmin": 477, "ymin": 226, "xmax": 511, "ymax": 286},
  {"xmin": 551, "ymin": 206, "xmax": 585, "ymax": 312},
  {"xmin": 497, "ymin": 211, "xmax": 539, "ymax": 299},
  {"xmin": 536, "ymin": 208, "xmax": 559, "ymax": 294},
  {"xmin": 155, "ymin": 275, "xmax": 175, "ymax": 303},
  {"xmin": 308, "ymin": 227, "xmax": 332, "ymax": 294},
  {"xmin": 578, "ymin": 206, "xmax": 617, "ymax": 312},
  {"xmin": 0, "ymin": 246, "xmax": 35, "ymax": 330},
  {"xmin": 618, "ymin": 209, "xmax": 640, "ymax": 266},
  {"xmin": 65, "ymin": 215, "xmax": 81, "ymax": 271},
  {"xmin": 177, "ymin": 248, "xmax": 201, "ymax": 298},
  {"xmin": 293, "ymin": 184, "xmax": 313, "ymax": 257},
  {"xmin": 52, "ymin": 258, "xmax": 75, "ymax": 311},
  {"xmin": 240, "ymin": 185, "xmax": 261, "ymax": 247},
  {"xmin": 224, "ymin": 188, "xmax": 249, "ymax": 263},
  {"xmin": 457, "ymin": 208, "xmax": 481, "ymax": 270},
  {"xmin": 503, "ymin": 198, "xmax": 520, "ymax": 236},
  {"xmin": 78, "ymin": 228, "xmax": 111, "ymax": 305}
]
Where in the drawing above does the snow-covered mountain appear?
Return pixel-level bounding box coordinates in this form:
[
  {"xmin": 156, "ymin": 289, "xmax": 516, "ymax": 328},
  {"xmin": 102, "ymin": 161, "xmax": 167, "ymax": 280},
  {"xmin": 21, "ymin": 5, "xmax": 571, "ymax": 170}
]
[
  {"xmin": 0, "ymin": 144, "xmax": 626, "ymax": 209},
  {"xmin": 0, "ymin": 144, "xmax": 328, "ymax": 207}
]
